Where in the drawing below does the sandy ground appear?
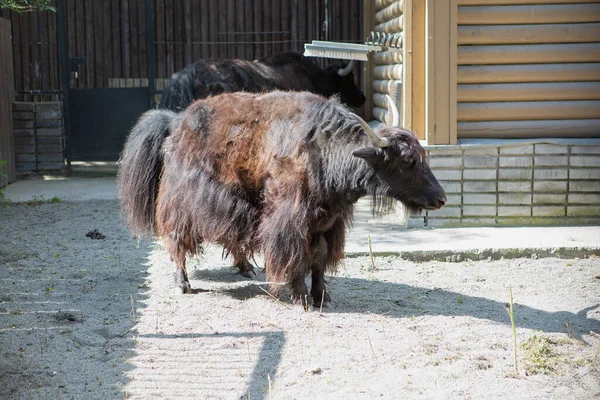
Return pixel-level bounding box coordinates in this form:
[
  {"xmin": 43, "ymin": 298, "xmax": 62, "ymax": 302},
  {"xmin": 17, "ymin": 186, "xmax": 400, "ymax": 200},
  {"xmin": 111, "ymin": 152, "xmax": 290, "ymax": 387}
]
[{"xmin": 0, "ymin": 199, "xmax": 599, "ymax": 399}]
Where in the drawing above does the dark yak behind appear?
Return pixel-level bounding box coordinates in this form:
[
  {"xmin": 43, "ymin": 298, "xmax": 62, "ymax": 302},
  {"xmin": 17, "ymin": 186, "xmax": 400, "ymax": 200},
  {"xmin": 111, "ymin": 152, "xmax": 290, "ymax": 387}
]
[
  {"xmin": 118, "ymin": 91, "xmax": 445, "ymax": 306},
  {"xmin": 158, "ymin": 52, "xmax": 366, "ymax": 111}
]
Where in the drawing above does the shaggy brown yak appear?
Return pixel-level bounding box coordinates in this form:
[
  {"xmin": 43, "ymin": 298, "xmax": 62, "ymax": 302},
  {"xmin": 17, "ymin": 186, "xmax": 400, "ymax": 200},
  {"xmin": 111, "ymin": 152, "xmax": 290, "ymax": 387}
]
[{"xmin": 118, "ymin": 91, "xmax": 446, "ymax": 307}]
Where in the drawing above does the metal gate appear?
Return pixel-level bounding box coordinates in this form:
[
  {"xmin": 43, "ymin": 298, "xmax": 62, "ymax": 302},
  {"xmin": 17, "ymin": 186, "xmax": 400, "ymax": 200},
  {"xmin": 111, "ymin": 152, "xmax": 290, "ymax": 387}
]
[{"xmin": 57, "ymin": 0, "xmax": 155, "ymax": 162}]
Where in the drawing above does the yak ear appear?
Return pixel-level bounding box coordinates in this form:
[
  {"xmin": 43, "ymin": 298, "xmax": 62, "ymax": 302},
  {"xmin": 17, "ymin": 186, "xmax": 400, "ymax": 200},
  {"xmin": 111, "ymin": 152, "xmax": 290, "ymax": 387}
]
[{"xmin": 352, "ymin": 146, "xmax": 380, "ymax": 161}]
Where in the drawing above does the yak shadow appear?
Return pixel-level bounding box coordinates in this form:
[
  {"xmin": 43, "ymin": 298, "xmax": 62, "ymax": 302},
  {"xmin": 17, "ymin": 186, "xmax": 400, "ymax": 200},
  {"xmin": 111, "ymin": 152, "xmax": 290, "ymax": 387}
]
[{"xmin": 207, "ymin": 274, "xmax": 600, "ymax": 341}]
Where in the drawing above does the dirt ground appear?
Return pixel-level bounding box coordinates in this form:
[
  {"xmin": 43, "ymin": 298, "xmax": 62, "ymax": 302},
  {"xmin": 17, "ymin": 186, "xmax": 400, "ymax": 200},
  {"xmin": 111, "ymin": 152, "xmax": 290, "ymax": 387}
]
[{"xmin": 0, "ymin": 199, "xmax": 599, "ymax": 399}]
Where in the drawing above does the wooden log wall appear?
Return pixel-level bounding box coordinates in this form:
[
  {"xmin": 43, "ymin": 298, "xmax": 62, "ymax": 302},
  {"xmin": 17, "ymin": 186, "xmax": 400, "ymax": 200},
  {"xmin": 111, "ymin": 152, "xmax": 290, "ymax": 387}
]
[
  {"xmin": 371, "ymin": 0, "xmax": 404, "ymax": 126},
  {"xmin": 0, "ymin": 0, "xmax": 363, "ymax": 101},
  {"xmin": 456, "ymin": 0, "xmax": 600, "ymax": 138},
  {"xmin": 0, "ymin": 18, "xmax": 16, "ymax": 187}
]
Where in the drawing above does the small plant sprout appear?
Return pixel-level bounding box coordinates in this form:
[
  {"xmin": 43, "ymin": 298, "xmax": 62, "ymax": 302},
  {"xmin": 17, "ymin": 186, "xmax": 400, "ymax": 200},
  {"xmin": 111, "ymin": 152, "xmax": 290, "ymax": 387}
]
[{"xmin": 506, "ymin": 285, "xmax": 518, "ymax": 374}]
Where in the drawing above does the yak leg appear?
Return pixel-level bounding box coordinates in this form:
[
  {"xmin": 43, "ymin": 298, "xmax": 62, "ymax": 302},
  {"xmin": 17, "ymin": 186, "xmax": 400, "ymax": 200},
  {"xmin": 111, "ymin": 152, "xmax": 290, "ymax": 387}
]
[
  {"xmin": 310, "ymin": 235, "xmax": 332, "ymax": 308},
  {"xmin": 290, "ymin": 271, "xmax": 309, "ymax": 307},
  {"xmin": 311, "ymin": 218, "xmax": 346, "ymax": 307},
  {"xmin": 172, "ymin": 252, "xmax": 191, "ymax": 294},
  {"xmin": 233, "ymin": 255, "xmax": 256, "ymax": 278},
  {"xmin": 165, "ymin": 236, "xmax": 192, "ymax": 294}
]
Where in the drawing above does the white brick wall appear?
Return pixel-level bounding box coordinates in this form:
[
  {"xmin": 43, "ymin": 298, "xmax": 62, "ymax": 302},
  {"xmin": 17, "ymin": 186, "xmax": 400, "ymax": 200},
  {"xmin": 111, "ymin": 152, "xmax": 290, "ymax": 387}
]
[{"xmin": 408, "ymin": 141, "xmax": 600, "ymax": 227}]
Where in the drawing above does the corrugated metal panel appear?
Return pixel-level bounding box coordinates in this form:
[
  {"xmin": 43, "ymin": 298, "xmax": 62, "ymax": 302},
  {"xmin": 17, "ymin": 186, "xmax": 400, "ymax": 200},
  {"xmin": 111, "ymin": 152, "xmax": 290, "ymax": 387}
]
[{"xmin": 457, "ymin": 1, "xmax": 600, "ymax": 138}]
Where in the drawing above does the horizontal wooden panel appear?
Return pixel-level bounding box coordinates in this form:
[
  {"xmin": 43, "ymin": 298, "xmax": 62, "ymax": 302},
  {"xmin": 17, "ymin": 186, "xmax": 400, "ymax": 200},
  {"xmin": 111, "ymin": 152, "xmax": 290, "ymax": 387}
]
[
  {"xmin": 374, "ymin": 15, "xmax": 403, "ymax": 33},
  {"xmin": 458, "ymin": 119, "xmax": 600, "ymax": 138},
  {"xmin": 458, "ymin": 0, "xmax": 600, "ymax": 4},
  {"xmin": 374, "ymin": 64, "xmax": 403, "ymax": 80},
  {"xmin": 458, "ymin": 43, "xmax": 600, "ymax": 65},
  {"xmin": 458, "ymin": 82, "xmax": 600, "ymax": 102},
  {"xmin": 374, "ymin": 0, "xmax": 397, "ymax": 12},
  {"xmin": 458, "ymin": 23, "xmax": 600, "ymax": 45},
  {"xmin": 375, "ymin": 0, "xmax": 404, "ymax": 24},
  {"xmin": 373, "ymin": 50, "xmax": 403, "ymax": 65},
  {"xmin": 458, "ymin": 100, "xmax": 600, "ymax": 121},
  {"xmin": 458, "ymin": 63, "xmax": 600, "ymax": 83},
  {"xmin": 373, "ymin": 79, "xmax": 402, "ymax": 95},
  {"xmin": 458, "ymin": 0, "xmax": 600, "ymax": 5},
  {"xmin": 458, "ymin": 4, "xmax": 600, "ymax": 25}
]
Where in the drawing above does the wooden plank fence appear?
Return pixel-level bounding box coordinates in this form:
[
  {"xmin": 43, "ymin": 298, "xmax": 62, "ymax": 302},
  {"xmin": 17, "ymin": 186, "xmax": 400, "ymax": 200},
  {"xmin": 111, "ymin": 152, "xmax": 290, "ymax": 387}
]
[
  {"xmin": 0, "ymin": 0, "xmax": 364, "ymax": 101},
  {"xmin": 0, "ymin": 17, "xmax": 16, "ymax": 187}
]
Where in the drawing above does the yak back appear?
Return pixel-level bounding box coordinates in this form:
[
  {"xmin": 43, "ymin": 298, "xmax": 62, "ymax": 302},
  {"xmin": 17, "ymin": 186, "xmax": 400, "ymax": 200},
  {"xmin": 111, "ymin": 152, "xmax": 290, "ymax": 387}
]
[
  {"xmin": 159, "ymin": 52, "xmax": 365, "ymax": 111},
  {"xmin": 167, "ymin": 91, "xmax": 363, "ymax": 201}
]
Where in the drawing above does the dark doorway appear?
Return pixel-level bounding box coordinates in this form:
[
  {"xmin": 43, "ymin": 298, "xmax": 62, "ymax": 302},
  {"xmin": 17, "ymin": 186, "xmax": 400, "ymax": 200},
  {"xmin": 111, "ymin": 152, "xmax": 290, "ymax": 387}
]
[{"xmin": 67, "ymin": 87, "xmax": 149, "ymax": 161}]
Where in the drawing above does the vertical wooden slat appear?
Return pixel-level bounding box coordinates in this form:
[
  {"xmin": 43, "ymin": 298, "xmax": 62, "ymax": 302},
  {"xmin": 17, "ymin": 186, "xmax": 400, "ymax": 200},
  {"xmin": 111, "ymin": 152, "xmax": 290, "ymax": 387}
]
[
  {"xmin": 102, "ymin": 0, "xmax": 111, "ymax": 86},
  {"xmin": 273, "ymin": 0, "xmax": 281, "ymax": 54},
  {"xmin": 363, "ymin": 0, "xmax": 374, "ymax": 120},
  {"xmin": 155, "ymin": 0, "xmax": 165, "ymax": 78},
  {"xmin": 281, "ymin": 0, "xmax": 289, "ymax": 55},
  {"xmin": 111, "ymin": 0, "xmax": 121, "ymax": 81},
  {"xmin": 0, "ymin": 17, "xmax": 16, "ymax": 186},
  {"xmin": 84, "ymin": 0, "xmax": 95, "ymax": 87},
  {"xmin": 11, "ymin": 13, "xmax": 23, "ymax": 96},
  {"xmin": 130, "ymin": 0, "xmax": 140, "ymax": 83},
  {"xmin": 200, "ymin": 0, "xmax": 211, "ymax": 60},
  {"xmin": 291, "ymin": 0, "xmax": 298, "ymax": 52},
  {"xmin": 165, "ymin": 0, "xmax": 174, "ymax": 76},
  {"xmin": 183, "ymin": 0, "xmax": 192, "ymax": 65},
  {"xmin": 47, "ymin": 10, "xmax": 58, "ymax": 94},
  {"xmin": 122, "ymin": 0, "xmax": 130, "ymax": 79},
  {"xmin": 244, "ymin": 0, "xmax": 254, "ymax": 59},
  {"xmin": 263, "ymin": 0, "xmax": 271, "ymax": 57}
]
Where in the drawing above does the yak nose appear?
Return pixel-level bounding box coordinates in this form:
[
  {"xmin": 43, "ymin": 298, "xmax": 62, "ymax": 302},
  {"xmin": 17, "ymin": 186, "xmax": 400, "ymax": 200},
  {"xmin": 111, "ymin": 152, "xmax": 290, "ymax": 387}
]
[{"xmin": 435, "ymin": 193, "xmax": 447, "ymax": 209}]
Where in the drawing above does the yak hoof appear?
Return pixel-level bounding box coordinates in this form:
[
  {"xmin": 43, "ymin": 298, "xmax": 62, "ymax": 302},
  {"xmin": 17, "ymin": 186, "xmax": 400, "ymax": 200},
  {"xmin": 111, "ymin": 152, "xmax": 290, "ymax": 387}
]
[
  {"xmin": 174, "ymin": 282, "xmax": 191, "ymax": 295},
  {"xmin": 291, "ymin": 294, "xmax": 311, "ymax": 310},
  {"xmin": 174, "ymin": 274, "xmax": 191, "ymax": 294},
  {"xmin": 235, "ymin": 260, "xmax": 256, "ymax": 279}
]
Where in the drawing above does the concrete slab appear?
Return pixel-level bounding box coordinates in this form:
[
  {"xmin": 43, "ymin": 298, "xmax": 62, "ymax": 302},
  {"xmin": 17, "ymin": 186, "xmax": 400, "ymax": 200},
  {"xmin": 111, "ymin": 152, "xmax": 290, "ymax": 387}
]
[
  {"xmin": 3, "ymin": 176, "xmax": 599, "ymax": 260},
  {"xmin": 3, "ymin": 176, "xmax": 117, "ymax": 202}
]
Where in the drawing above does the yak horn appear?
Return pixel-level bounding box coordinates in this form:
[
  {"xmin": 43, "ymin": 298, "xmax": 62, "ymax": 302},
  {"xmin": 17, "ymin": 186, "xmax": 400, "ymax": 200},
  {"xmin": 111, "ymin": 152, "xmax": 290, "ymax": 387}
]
[
  {"xmin": 349, "ymin": 113, "xmax": 390, "ymax": 148},
  {"xmin": 386, "ymin": 94, "xmax": 400, "ymax": 127},
  {"xmin": 337, "ymin": 60, "xmax": 355, "ymax": 77}
]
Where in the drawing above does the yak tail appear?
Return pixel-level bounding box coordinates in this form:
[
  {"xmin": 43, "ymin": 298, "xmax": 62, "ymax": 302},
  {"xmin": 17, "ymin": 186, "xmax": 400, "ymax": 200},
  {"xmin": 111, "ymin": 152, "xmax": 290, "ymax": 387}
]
[
  {"xmin": 117, "ymin": 109, "xmax": 177, "ymax": 236},
  {"xmin": 158, "ymin": 70, "xmax": 196, "ymax": 112}
]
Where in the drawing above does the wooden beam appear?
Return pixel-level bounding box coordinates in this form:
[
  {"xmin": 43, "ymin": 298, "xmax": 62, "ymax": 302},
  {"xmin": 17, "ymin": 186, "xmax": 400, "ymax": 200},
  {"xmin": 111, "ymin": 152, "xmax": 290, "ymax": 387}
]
[
  {"xmin": 373, "ymin": 50, "xmax": 403, "ymax": 65},
  {"xmin": 458, "ymin": 82, "xmax": 600, "ymax": 102},
  {"xmin": 425, "ymin": 0, "xmax": 457, "ymax": 145},
  {"xmin": 458, "ymin": 23, "xmax": 600, "ymax": 45},
  {"xmin": 375, "ymin": 0, "xmax": 404, "ymax": 24},
  {"xmin": 374, "ymin": 14, "xmax": 403, "ymax": 32},
  {"xmin": 363, "ymin": 0, "xmax": 374, "ymax": 120},
  {"xmin": 458, "ymin": 0, "xmax": 599, "ymax": 5},
  {"xmin": 402, "ymin": 0, "xmax": 413, "ymax": 131},
  {"xmin": 458, "ymin": 4, "xmax": 600, "ymax": 25},
  {"xmin": 458, "ymin": 63, "xmax": 600, "ymax": 84},
  {"xmin": 374, "ymin": 0, "xmax": 397, "ymax": 12},
  {"xmin": 458, "ymin": 43, "xmax": 600, "ymax": 65},
  {"xmin": 411, "ymin": 0, "xmax": 426, "ymax": 138},
  {"xmin": 458, "ymin": 100, "xmax": 600, "ymax": 121},
  {"xmin": 458, "ymin": 119, "xmax": 600, "ymax": 138},
  {"xmin": 373, "ymin": 64, "xmax": 403, "ymax": 80},
  {"xmin": 373, "ymin": 79, "xmax": 403, "ymax": 94}
]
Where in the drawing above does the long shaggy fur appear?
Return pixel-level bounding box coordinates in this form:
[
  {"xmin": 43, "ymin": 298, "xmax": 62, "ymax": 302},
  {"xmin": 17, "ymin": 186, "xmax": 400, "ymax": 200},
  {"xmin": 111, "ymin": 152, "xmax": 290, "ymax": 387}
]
[
  {"xmin": 158, "ymin": 52, "xmax": 365, "ymax": 112},
  {"xmin": 119, "ymin": 90, "xmax": 445, "ymax": 300},
  {"xmin": 117, "ymin": 109, "xmax": 179, "ymax": 236}
]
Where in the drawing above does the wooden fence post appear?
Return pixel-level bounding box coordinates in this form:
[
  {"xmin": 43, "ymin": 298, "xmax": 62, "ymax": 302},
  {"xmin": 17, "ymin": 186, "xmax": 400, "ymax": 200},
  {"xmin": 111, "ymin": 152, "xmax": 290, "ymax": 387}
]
[{"xmin": 0, "ymin": 17, "xmax": 16, "ymax": 187}]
